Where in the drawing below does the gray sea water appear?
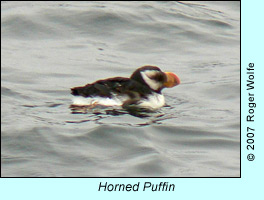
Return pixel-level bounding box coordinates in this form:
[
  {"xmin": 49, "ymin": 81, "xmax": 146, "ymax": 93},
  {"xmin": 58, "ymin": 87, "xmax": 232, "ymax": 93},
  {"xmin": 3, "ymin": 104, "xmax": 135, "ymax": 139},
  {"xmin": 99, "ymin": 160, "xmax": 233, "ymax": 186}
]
[{"xmin": 1, "ymin": 1, "xmax": 240, "ymax": 177}]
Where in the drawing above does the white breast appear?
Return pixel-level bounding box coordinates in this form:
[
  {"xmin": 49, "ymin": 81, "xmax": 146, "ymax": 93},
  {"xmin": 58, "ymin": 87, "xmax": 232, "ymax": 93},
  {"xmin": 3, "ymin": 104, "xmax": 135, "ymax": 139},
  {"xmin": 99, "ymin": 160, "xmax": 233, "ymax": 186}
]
[{"xmin": 137, "ymin": 93, "xmax": 165, "ymax": 110}]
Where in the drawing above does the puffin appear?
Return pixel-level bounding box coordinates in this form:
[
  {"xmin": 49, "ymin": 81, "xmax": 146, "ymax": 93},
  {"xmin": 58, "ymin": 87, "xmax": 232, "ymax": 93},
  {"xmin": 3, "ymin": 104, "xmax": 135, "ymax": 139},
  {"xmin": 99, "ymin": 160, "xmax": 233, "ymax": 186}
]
[{"xmin": 71, "ymin": 66, "xmax": 180, "ymax": 110}]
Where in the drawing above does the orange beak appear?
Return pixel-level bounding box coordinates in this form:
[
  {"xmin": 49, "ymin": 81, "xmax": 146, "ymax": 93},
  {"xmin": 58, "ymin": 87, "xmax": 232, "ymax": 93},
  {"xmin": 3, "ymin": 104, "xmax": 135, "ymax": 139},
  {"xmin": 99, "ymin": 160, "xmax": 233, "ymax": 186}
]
[{"xmin": 163, "ymin": 72, "xmax": 180, "ymax": 88}]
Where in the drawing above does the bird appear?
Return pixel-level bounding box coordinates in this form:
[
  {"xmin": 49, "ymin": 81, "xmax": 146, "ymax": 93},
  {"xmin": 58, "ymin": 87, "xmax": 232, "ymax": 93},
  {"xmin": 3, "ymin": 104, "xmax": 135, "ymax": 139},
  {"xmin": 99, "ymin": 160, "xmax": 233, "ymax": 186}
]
[{"xmin": 70, "ymin": 66, "xmax": 180, "ymax": 111}]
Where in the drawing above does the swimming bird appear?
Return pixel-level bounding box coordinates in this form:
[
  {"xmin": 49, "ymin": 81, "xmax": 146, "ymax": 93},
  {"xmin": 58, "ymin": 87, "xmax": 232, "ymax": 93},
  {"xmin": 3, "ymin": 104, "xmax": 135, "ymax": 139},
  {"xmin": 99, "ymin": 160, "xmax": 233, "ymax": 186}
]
[{"xmin": 71, "ymin": 66, "xmax": 180, "ymax": 110}]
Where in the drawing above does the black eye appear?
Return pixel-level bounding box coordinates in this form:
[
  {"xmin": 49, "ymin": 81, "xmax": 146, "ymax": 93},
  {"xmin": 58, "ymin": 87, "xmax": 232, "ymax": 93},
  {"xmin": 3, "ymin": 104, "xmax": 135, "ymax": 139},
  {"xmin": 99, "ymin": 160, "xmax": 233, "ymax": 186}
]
[{"xmin": 149, "ymin": 73, "xmax": 166, "ymax": 82}]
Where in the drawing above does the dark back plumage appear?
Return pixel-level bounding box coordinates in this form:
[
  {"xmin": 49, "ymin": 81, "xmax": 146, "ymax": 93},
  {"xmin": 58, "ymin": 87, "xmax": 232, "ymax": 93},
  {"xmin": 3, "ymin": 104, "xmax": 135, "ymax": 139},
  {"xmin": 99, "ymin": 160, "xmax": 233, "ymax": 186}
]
[{"xmin": 71, "ymin": 77, "xmax": 153, "ymax": 99}]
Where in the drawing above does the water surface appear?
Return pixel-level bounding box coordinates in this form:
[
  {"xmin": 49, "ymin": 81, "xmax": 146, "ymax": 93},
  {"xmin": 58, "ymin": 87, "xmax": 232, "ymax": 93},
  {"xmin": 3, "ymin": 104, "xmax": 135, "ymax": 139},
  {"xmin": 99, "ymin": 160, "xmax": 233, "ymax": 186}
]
[{"xmin": 1, "ymin": 1, "xmax": 240, "ymax": 177}]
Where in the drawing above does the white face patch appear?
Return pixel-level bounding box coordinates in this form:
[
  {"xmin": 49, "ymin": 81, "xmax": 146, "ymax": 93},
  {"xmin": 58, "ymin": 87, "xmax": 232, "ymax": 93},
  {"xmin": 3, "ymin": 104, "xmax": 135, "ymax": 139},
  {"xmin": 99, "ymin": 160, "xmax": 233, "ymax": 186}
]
[{"xmin": 140, "ymin": 70, "xmax": 163, "ymax": 91}]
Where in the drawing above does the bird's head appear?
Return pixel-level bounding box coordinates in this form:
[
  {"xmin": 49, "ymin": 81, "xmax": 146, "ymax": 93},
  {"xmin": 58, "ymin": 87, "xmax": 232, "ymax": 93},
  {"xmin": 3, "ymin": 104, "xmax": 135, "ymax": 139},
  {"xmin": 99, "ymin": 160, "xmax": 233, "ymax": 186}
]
[{"xmin": 130, "ymin": 66, "xmax": 180, "ymax": 93}]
